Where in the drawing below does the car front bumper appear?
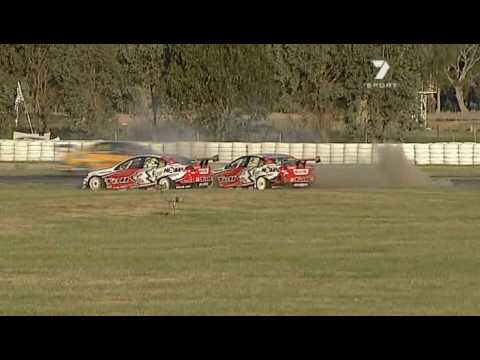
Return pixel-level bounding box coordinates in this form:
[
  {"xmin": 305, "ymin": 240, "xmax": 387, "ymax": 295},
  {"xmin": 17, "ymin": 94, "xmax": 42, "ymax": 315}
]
[{"xmin": 82, "ymin": 177, "xmax": 89, "ymax": 189}]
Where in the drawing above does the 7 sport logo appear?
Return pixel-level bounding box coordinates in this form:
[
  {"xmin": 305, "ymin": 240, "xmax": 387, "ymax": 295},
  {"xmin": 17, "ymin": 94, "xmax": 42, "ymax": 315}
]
[
  {"xmin": 371, "ymin": 60, "xmax": 390, "ymax": 80},
  {"xmin": 365, "ymin": 59, "xmax": 398, "ymax": 89}
]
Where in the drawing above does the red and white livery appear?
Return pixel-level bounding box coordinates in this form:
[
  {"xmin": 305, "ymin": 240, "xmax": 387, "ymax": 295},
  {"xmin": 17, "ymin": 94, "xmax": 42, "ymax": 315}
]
[
  {"xmin": 82, "ymin": 154, "xmax": 217, "ymax": 191},
  {"xmin": 213, "ymin": 153, "xmax": 320, "ymax": 190}
]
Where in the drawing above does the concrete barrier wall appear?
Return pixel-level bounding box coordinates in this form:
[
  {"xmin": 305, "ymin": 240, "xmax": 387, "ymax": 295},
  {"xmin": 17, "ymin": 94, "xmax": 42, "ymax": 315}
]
[{"xmin": 1, "ymin": 140, "xmax": 480, "ymax": 165}]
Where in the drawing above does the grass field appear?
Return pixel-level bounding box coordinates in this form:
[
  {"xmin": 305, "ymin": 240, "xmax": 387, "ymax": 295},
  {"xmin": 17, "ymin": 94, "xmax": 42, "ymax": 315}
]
[
  {"xmin": 2, "ymin": 183, "xmax": 480, "ymax": 315},
  {"xmin": 420, "ymin": 165, "xmax": 480, "ymax": 177}
]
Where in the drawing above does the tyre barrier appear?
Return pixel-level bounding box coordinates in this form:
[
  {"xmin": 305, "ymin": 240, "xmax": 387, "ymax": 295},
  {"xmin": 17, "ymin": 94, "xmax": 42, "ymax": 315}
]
[
  {"xmin": 2, "ymin": 140, "xmax": 480, "ymax": 165},
  {"xmin": 331, "ymin": 144, "xmax": 345, "ymax": 164},
  {"xmin": 218, "ymin": 142, "xmax": 233, "ymax": 162},
  {"xmin": 232, "ymin": 142, "xmax": 247, "ymax": 160},
  {"xmin": 289, "ymin": 143, "xmax": 304, "ymax": 159},
  {"xmin": 316, "ymin": 144, "xmax": 331, "ymax": 164}
]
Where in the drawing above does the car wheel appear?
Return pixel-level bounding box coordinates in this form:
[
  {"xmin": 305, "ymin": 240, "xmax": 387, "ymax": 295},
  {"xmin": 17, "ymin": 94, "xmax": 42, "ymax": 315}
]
[
  {"xmin": 156, "ymin": 177, "xmax": 173, "ymax": 191},
  {"xmin": 88, "ymin": 176, "xmax": 105, "ymax": 191},
  {"xmin": 255, "ymin": 177, "xmax": 270, "ymax": 191}
]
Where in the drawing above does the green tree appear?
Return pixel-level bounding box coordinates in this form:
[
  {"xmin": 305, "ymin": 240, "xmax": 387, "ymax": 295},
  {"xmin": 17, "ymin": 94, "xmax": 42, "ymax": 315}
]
[
  {"xmin": 445, "ymin": 44, "xmax": 480, "ymax": 112},
  {"xmin": 167, "ymin": 44, "xmax": 277, "ymax": 139},
  {"xmin": 121, "ymin": 44, "xmax": 176, "ymax": 127}
]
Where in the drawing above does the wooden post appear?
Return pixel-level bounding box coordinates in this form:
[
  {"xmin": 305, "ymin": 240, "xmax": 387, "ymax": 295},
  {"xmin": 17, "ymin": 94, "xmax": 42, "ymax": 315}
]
[
  {"xmin": 413, "ymin": 143, "xmax": 416, "ymax": 165},
  {"xmin": 436, "ymin": 89, "xmax": 441, "ymax": 113},
  {"xmin": 472, "ymin": 140, "xmax": 475, "ymax": 168},
  {"xmin": 24, "ymin": 104, "xmax": 34, "ymax": 134}
]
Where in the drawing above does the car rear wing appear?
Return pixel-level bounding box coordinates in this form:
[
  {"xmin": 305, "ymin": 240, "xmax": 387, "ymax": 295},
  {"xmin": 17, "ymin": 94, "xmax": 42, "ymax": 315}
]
[
  {"xmin": 285, "ymin": 156, "xmax": 321, "ymax": 166},
  {"xmin": 194, "ymin": 154, "xmax": 219, "ymax": 167},
  {"xmin": 300, "ymin": 156, "xmax": 321, "ymax": 164}
]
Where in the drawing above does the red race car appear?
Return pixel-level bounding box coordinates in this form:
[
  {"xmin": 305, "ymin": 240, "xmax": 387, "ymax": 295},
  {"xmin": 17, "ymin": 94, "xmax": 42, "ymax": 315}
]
[
  {"xmin": 82, "ymin": 154, "xmax": 218, "ymax": 191},
  {"xmin": 213, "ymin": 153, "xmax": 320, "ymax": 190}
]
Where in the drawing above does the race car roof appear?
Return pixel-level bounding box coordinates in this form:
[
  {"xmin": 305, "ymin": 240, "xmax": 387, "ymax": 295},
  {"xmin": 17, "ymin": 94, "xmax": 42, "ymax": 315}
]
[{"xmin": 259, "ymin": 153, "xmax": 295, "ymax": 160}]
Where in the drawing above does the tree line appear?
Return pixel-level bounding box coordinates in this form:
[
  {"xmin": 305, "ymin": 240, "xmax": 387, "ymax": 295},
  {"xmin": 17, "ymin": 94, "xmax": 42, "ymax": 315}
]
[{"xmin": 1, "ymin": 44, "xmax": 480, "ymax": 141}]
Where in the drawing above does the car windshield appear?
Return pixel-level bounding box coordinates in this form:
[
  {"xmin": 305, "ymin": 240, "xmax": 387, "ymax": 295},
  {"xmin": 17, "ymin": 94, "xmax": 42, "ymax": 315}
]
[
  {"xmin": 280, "ymin": 157, "xmax": 301, "ymax": 166},
  {"xmin": 115, "ymin": 157, "xmax": 145, "ymax": 170},
  {"xmin": 129, "ymin": 157, "xmax": 145, "ymax": 169},
  {"xmin": 116, "ymin": 160, "xmax": 132, "ymax": 170},
  {"xmin": 228, "ymin": 157, "xmax": 248, "ymax": 169}
]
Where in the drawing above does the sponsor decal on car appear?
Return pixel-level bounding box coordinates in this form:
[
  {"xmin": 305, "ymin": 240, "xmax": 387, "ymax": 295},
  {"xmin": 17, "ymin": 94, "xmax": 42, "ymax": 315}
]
[
  {"xmin": 217, "ymin": 175, "xmax": 238, "ymax": 183},
  {"xmin": 105, "ymin": 176, "xmax": 134, "ymax": 186},
  {"xmin": 164, "ymin": 166, "xmax": 185, "ymax": 174},
  {"xmin": 292, "ymin": 177, "xmax": 313, "ymax": 183},
  {"xmin": 294, "ymin": 169, "xmax": 309, "ymax": 176}
]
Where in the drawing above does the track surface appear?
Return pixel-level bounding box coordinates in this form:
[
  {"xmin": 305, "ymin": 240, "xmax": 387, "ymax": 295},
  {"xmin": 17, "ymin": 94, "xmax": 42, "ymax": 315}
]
[
  {"xmin": 0, "ymin": 174, "xmax": 85, "ymax": 187},
  {"xmin": 0, "ymin": 174, "xmax": 478, "ymax": 188}
]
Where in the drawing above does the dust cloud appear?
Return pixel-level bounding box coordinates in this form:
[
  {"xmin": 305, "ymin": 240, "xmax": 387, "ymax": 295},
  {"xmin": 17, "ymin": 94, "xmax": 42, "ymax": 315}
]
[
  {"xmin": 127, "ymin": 121, "xmax": 200, "ymax": 143},
  {"xmin": 314, "ymin": 145, "xmax": 432, "ymax": 188}
]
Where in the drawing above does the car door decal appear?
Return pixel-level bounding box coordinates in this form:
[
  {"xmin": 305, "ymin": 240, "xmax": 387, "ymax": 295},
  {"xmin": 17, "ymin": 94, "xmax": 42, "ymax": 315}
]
[
  {"xmin": 239, "ymin": 167, "xmax": 256, "ymax": 185},
  {"xmin": 132, "ymin": 169, "xmax": 157, "ymax": 186},
  {"xmin": 104, "ymin": 168, "xmax": 140, "ymax": 189},
  {"xmin": 216, "ymin": 167, "xmax": 242, "ymax": 186},
  {"xmin": 254, "ymin": 165, "xmax": 280, "ymax": 181}
]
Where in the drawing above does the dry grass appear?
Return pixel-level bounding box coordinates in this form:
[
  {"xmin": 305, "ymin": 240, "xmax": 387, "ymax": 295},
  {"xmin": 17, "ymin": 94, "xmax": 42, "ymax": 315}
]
[
  {"xmin": 1, "ymin": 183, "xmax": 480, "ymax": 315},
  {"xmin": 420, "ymin": 166, "xmax": 480, "ymax": 177}
]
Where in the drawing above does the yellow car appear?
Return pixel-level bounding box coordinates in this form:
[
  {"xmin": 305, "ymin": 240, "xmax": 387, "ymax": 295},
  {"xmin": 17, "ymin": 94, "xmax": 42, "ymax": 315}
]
[{"xmin": 62, "ymin": 141, "xmax": 149, "ymax": 171}]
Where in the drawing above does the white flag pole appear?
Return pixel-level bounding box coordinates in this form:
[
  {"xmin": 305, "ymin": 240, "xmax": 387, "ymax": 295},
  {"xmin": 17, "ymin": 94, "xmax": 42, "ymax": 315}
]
[
  {"xmin": 15, "ymin": 81, "xmax": 22, "ymax": 128},
  {"xmin": 15, "ymin": 81, "xmax": 34, "ymax": 134}
]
